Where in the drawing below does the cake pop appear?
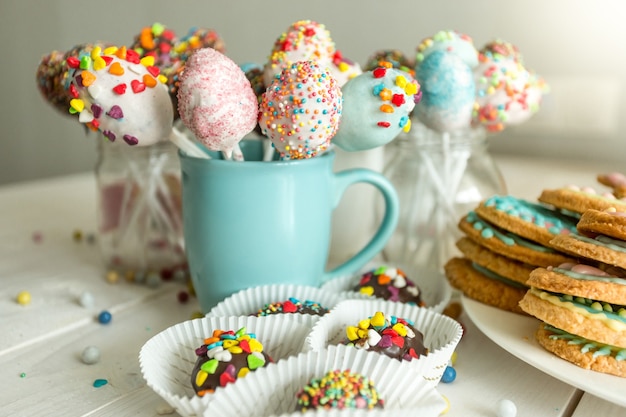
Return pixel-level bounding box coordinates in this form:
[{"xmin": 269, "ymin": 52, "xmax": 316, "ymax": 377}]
[
  {"xmin": 258, "ymin": 60, "xmax": 342, "ymax": 160},
  {"xmin": 331, "ymin": 62, "xmax": 420, "ymax": 152},
  {"xmin": 177, "ymin": 47, "xmax": 258, "ymax": 160}
]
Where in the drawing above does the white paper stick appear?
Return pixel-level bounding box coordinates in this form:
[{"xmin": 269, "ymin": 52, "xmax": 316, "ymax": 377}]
[{"xmin": 169, "ymin": 127, "xmax": 211, "ymax": 159}]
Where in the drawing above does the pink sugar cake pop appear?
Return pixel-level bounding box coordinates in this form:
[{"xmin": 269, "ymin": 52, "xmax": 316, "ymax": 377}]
[
  {"xmin": 177, "ymin": 47, "xmax": 258, "ymax": 160},
  {"xmin": 258, "ymin": 61, "xmax": 342, "ymax": 160},
  {"xmin": 472, "ymin": 39, "xmax": 547, "ymax": 132},
  {"xmin": 262, "ymin": 20, "xmax": 336, "ymax": 87},
  {"xmin": 332, "ymin": 62, "xmax": 421, "ymax": 152}
]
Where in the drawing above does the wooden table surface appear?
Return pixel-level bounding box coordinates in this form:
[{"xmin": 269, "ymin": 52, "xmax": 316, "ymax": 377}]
[{"xmin": 1, "ymin": 153, "xmax": 625, "ymax": 417}]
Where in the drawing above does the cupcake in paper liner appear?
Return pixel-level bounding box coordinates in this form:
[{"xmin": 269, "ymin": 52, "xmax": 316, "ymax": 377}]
[
  {"xmin": 139, "ymin": 314, "xmax": 311, "ymax": 417},
  {"xmin": 305, "ymin": 299, "xmax": 462, "ymax": 386},
  {"xmin": 321, "ymin": 263, "xmax": 452, "ymax": 313},
  {"xmin": 206, "ymin": 284, "xmax": 344, "ymax": 326},
  {"xmin": 202, "ymin": 344, "xmax": 447, "ymax": 417}
]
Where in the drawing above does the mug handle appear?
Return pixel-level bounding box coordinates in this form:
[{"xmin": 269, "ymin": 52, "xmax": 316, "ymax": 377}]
[{"xmin": 322, "ymin": 168, "xmax": 399, "ymax": 282}]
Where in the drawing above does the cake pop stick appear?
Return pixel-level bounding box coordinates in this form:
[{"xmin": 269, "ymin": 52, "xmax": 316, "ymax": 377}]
[
  {"xmin": 258, "ymin": 60, "xmax": 342, "ymax": 160},
  {"xmin": 177, "ymin": 48, "xmax": 258, "ymax": 160},
  {"xmin": 331, "ymin": 62, "xmax": 421, "ymax": 152}
]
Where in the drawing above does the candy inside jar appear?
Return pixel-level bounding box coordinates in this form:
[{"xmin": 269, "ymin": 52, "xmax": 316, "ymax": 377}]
[{"xmin": 95, "ymin": 139, "xmax": 187, "ymax": 281}]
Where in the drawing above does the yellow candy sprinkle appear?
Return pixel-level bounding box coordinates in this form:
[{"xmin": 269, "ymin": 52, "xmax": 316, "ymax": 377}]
[
  {"xmin": 358, "ymin": 319, "xmax": 371, "ymax": 330},
  {"xmin": 93, "ymin": 56, "xmax": 106, "ymax": 71},
  {"xmin": 195, "ymin": 370, "xmax": 208, "ymax": 387},
  {"xmin": 237, "ymin": 367, "xmax": 250, "ymax": 378},
  {"xmin": 395, "ymin": 75, "xmax": 407, "ymax": 89},
  {"xmin": 16, "ymin": 291, "xmax": 31, "ymax": 305},
  {"xmin": 338, "ymin": 62, "xmax": 349, "ymax": 72},
  {"xmin": 357, "ymin": 329, "xmax": 368, "ymax": 339},
  {"xmin": 451, "ymin": 351, "xmax": 458, "ymax": 365},
  {"xmin": 90, "ymin": 46, "xmax": 102, "ymax": 59},
  {"xmin": 222, "ymin": 340, "xmax": 237, "ymax": 348},
  {"xmin": 248, "ymin": 339, "xmax": 263, "ymax": 353},
  {"xmin": 140, "ymin": 56, "xmax": 155, "ymax": 67},
  {"xmin": 143, "ymin": 74, "xmax": 157, "ymax": 88},
  {"xmin": 103, "ymin": 46, "xmax": 118, "ymax": 56},
  {"xmin": 403, "ymin": 118, "xmax": 412, "ymax": 133},
  {"xmin": 108, "ymin": 62, "xmax": 124, "ymax": 76},
  {"xmin": 404, "ymin": 82, "xmax": 418, "ymax": 96},
  {"xmin": 359, "ymin": 286, "xmax": 374, "ymax": 296},
  {"xmin": 70, "ymin": 98, "xmax": 85, "ymax": 113},
  {"xmin": 380, "ymin": 104, "xmax": 394, "ymax": 113},
  {"xmin": 346, "ymin": 326, "xmax": 359, "ymax": 341},
  {"xmin": 392, "ymin": 323, "xmax": 407, "ymax": 337},
  {"xmin": 228, "ymin": 346, "xmax": 243, "ymax": 354},
  {"xmin": 157, "ymin": 74, "xmax": 168, "ymax": 84},
  {"xmin": 237, "ymin": 334, "xmax": 251, "ymax": 342},
  {"xmin": 370, "ymin": 311, "xmax": 386, "ymax": 328}
]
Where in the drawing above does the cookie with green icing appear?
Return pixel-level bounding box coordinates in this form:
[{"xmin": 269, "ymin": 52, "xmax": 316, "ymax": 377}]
[
  {"xmin": 459, "ymin": 211, "xmax": 576, "ymax": 268},
  {"xmin": 474, "ymin": 195, "xmax": 578, "ymax": 248},
  {"xmin": 536, "ymin": 324, "xmax": 626, "ymax": 377},
  {"xmin": 444, "ymin": 256, "xmax": 528, "ymax": 314},
  {"xmin": 550, "ymin": 232, "xmax": 626, "ymax": 270}
]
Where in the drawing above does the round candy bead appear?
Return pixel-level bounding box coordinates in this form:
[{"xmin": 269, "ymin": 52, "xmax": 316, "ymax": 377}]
[
  {"xmin": 16, "ymin": 291, "xmax": 31, "ymax": 305},
  {"xmin": 496, "ymin": 399, "xmax": 517, "ymax": 417},
  {"xmin": 81, "ymin": 346, "xmax": 101, "ymax": 364},
  {"xmin": 98, "ymin": 310, "xmax": 112, "ymax": 324},
  {"xmin": 79, "ymin": 291, "xmax": 95, "ymax": 308},
  {"xmin": 441, "ymin": 365, "xmax": 457, "ymax": 383}
]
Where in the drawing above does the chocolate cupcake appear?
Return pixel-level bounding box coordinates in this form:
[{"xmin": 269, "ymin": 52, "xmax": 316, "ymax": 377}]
[
  {"xmin": 344, "ymin": 311, "xmax": 428, "ymax": 361},
  {"xmin": 353, "ymin": 265, "xmax": 426, "ymax": 306}
]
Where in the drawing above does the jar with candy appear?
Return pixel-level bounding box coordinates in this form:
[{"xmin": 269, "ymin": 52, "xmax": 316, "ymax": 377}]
[
  {"xmin": 94, "ymin": 138, "xmax": 187, "ymax": 282},
  {"xmin": 380, "ymin": 123, "xmax": 506, "ymax": 275}
]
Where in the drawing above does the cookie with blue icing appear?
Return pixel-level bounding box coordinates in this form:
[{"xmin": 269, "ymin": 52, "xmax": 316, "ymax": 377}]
[
  {"xmin": 458, "ymin": 211, "xmax": 576, "ymax": 268},
  {"xmin": 549, "ymin": 232, "xmax": 626, "ymax": 270},
  {"xmin": 474, "ymin": 195, "xmax": 578, "ymax": 248},
  {"xmin": 538, "ymin": 185, "xmax": 626, "ymax": 216}
]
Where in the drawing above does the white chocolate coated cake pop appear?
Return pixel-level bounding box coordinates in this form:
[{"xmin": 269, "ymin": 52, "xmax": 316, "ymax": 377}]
[
  {"xmin": 177, "ymin": 48, "xmax": 258, "ymax": 158},
  {"xmin": 258, "ymin": 61, "xmax": 342, "ymax": 159},
  {"xmin": 332, "ymin": 62, "xmax": 420, "ymax": 152},
  {"xmin": 67, "ymin": 46, "xmax": 173, "ymax": 146}
]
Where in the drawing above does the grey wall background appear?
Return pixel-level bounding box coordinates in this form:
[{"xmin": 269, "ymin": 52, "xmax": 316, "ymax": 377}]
[{"xmin": 2, "ymin": 0, "xmax": 625, "ymax": 185}]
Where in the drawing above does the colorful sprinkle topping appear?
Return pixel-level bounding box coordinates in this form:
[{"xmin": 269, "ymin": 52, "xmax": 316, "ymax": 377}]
[
  {"xmin": 295, "ymin": 369, "xmax": 384, "ymax": 411},
  {"xmin": 254, "ymin": 297, "xmax": 329, "ymax": 316}
]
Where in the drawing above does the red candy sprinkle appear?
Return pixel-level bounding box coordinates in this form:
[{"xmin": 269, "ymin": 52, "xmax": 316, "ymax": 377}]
[
  {"xmin": 146, "ymin": 66, "xmax": 160, "ymax": 78},
  {"xmin": 377, "ymin": 122, "xmax": 391, "ymax": 128},
  {"xmin": 69, "ymin": 84, "xmax": 79, "ymax": 99},
  {"xmin": 126, "ymin": 49, "xmax": 140, "ymax": 64},
  {"xmin": 282, "ymin": 300, "xmax": 298, "ymax": 313},
  {"xmin": 66, "ymin": 56, "xmax": 80, "ymax": 69},
  {"xmin": 112, "ymin": 84, "xmax": 127, "ymax": 95},
  {"xmin": 101, "ymin": 56, "xmax": 113, "ymax": 66},
  {"xmin": 372, "ymin": 67, "xmax": 387, "ymax": 78},
  {"xmin": 391, "ymin": 94, "xmax": 406, "ymax": 107},
  {"xmin": 131, "ymin": 80, "xmax": 146, "ymax": 93},
  {"xmin": 239, "ymin": 339, "xmax": 251, "ymax": 353}
]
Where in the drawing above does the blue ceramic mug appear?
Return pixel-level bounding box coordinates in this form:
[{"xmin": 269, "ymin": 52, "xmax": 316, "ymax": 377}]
[{"xmin": 180, "ymin": 140, "xmax": 399, "ymax": 312}]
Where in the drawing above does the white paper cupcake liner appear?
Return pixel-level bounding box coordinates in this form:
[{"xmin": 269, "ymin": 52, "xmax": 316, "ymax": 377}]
[
  {"xmin": 321, "ymin": 262, "xmax": 452, "ymax": 313},
  {"xmin": 139, "ymin": 315, "xmax": 311, "ymax": 417},
  {"xmin": 206, "ymin": 284, "xmax": 345, "ymax": 327},
  {"xmin": 202, "ymin": 344, "xmax": 447, "ymax": 417},
  {"xmin": 304, "ymin": 298, "xmax": 462, "ymax": 387}
]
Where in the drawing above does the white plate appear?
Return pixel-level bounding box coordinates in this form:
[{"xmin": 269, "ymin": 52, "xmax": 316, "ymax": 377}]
[{"xmin": 462, "ymin": 296, "xmax": 626, "ymax": 408}]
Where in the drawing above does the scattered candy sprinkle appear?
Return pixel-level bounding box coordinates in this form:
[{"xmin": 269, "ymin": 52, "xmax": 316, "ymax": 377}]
[
  {"xmin": 254, "ymin": 298, "xmax": 328, "ymax": 316},
  {"xmin": 441, "ymin": 365, "xmax": 457, "ymax": 383},
  {"xmin": 105, "ymin": 270, "xmax": 120, "ymax": 284},
  {"xmin": 451, "ymin": 351, "xmax": 458, "ymax": 366},
  {"xmin": 98, "ymin": 310, "xmax": 112, "ymax": 324},
  {"xmin": 496, "ymin": 399, "xmax": 517, "ymax": 417},
  {"xmin": 93, "ymin": 379, "xmax": 108, "ymax": 388},
  {"xmin": 20, "ymin": 372, "xmax": 26, "ymax": 378},
  {"xmin": 81, "ymin": 346, "xmax": 101, "ymax": 365},
  {"xmin": 145, "ymin": 272, "xmax": 161, "ymax": 288},
  {"xmin": 16, "ymin": 291, "xmax": 31, "ymax": 305},
  {"xmin": 177, "ymin": 291, "xmax": 190, "ymax": 304},
  {"xmin": 72, "ymin": 229, "xmax": 83, "ymax": 242},
  {"xmin": 79, "ymin": 291, "xmax": 95, "ymax": 308},
  {"xmin": 32, "ymin": 231, "xmax": 43, "ymax": 243}
]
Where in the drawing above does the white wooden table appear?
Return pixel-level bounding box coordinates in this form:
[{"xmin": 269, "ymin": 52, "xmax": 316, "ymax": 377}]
[{"xmin": 1, "ymin": 154, "xmax": 625, "ymax": 417}]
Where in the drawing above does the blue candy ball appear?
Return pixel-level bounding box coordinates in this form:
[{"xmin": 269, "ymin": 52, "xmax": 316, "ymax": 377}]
[{"xmin": 441, "ymin": 365, "xmax": 457, "ymax": 383}]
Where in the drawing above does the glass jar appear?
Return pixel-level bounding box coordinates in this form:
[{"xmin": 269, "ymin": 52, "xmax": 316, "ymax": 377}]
[
  {"xmin": 95, "ymin": 138, "xmax": 187, "ymax": 281},
  {"xmin": 380, "ymin": 123, "xmax": 506, "ymax": 275}
]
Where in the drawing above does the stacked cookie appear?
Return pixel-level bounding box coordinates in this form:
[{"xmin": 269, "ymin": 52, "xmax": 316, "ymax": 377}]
[
  {"xmin": 445, "ymin": 194, "xmax": 578, "ymax": 314},
  {"xmin": 520, "ymin": 183, "xmax": 626, "ymax": 377}
]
